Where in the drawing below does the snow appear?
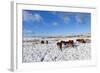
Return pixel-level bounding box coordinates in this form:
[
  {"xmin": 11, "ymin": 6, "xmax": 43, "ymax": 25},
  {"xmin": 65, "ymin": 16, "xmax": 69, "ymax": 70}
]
[{"xmin": 22, "ymin": 37, "xmax": 91, "ymax": 63}]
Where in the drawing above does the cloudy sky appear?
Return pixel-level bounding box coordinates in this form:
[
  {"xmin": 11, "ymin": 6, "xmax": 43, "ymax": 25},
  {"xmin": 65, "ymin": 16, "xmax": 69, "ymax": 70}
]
[{"xmin": 23, "ymin": 10, "xmax": 91, "ymax": 37}]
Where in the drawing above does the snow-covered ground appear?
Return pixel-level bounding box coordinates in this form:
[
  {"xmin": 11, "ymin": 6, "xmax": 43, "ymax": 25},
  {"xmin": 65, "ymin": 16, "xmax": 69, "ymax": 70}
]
[{"xmin": 22, "ymin": 37, "xmax": 91, "ymax": 63}]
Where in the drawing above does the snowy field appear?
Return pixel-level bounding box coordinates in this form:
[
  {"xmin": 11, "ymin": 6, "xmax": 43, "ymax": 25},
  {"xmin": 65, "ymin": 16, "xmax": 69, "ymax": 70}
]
[{"xmin": 22, "ymin": 37, "xmax": 91, "ymax": 63}]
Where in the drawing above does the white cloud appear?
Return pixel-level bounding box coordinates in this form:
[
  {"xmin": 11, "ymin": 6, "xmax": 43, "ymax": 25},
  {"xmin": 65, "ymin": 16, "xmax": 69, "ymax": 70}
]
[
  {"xmin": 23, "ymin": 11, "xmax": 33, "ymax": 21},
  {"xmin": 23, "ymin": 29, "xmax": 35, "ymax": 37},
  {"xmin": 58, "ymin": 13, "xmax": 70, "ymax": 24},
  {"xmin": 23, "ymin": 29, "xmax": 33, "ymax": 34},
  {"xmin": 63, "ymin": 16, "xmax": 70, "ymax": 24},
  {"xmin": 32, "ymin": 13, "xmax": 43, "ymax": 22},
  {"xmin": 52, "ymin": 22, "xmax": 58, "ymax": 26},
  {"xmin": 23, "ymin": 11, "xmax": 43, "ymax": 23},
  {"xmin": 75, "ymin": 14, "xmax": 83, "ymax": 24}
]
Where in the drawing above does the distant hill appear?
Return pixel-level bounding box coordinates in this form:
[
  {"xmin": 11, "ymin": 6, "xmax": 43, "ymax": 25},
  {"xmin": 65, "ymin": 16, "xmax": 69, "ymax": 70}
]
[{"xmin": 23, "ymin": 33, "xmax": 91, "ymax": 39}]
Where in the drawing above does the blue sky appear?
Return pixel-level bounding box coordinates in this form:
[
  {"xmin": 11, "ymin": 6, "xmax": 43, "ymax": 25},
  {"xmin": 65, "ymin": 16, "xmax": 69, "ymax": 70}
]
[{"xmin": 23, "ymin": 10, "xmax": 91, "ymax": 37}]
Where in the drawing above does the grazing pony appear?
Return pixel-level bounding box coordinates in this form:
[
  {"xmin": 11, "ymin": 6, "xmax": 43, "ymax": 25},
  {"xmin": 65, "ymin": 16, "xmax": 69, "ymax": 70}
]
[
  {"xmin": 57, "ymin": 42, "xmax": 62, "ymax": 51},
  {"xmin": 41, "ymin": 40, "xmax": 45, "ymax": 44},
  {"xmin": 56, "ymin": 40, "xmax": 74, "ymax": 51},
  {"xmin": 76, "ymin": 39, "xmax": 86, "ymax": 43},
  {"xmin": 65, "ymin": 40, "xmax": 74, "ymax": 47},
  {"xmin": 41, "ymin": 40, "xmax": 48, "ymax": 44}
]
